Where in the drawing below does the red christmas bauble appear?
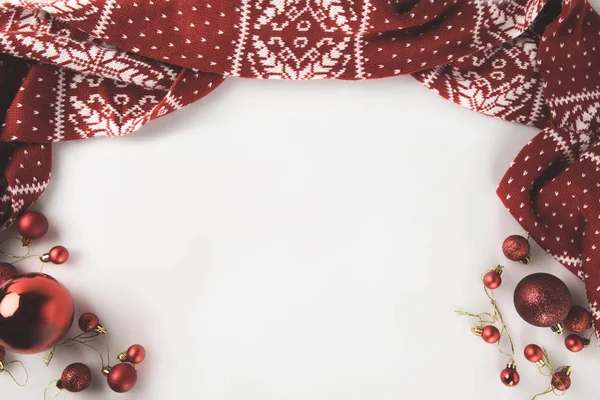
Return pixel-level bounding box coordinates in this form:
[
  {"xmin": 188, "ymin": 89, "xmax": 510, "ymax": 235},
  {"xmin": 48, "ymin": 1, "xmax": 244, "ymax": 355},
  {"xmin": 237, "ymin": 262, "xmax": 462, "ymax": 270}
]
[
  {"xmin": 513, "ymin": 273, "xmax": 571, "ymax": 327},
  {"xmin": 0, "ymin": 263, "xmax": 17, "ymax": 286},
  {"xmin": 565, "ymin": 334, "xmax": 585, "ymax": 352},
  {"xmin": 551, "ymin": 371, "xmax": 572, "ymax": 391},
  {"xmin": 126, "ymin": 344, "xmax": 146, "ymax": 364},
  {"xmin": 48, "ymin": 246, "xmax": 69, "ymax": 265},
  {"xmin": 524, "ymin": 344, "xmax": 544, "ymax": 363},
  {"xmin": 502, "ymin": 235, "xmax": 530, "ymax": 263},
  {"xmin": 60, "ymin": 363, "xmax": 92, "ymax": 392},
  {"xmin": 500, "ymin": 367, "xmax": 520, "ymax": 387},
  {"xmin": 483, "ymin": 271, "xmax": 502, "ymax": 289},
  {"xmin": 481, "ymin": 325, "xmax": 500, "ymax": 344},
  {"xmin": 78, "ymin": 313, "xmax": 100, "ymax": 333},
  {"xmin": 0, "ymin": 273, "xmax": 74, "ymax": 354},
  {"xmin": 17, "ymin": 211, "xmax": 49, "ymax": 240},
  {"xmin": 107, "ymin": 363, "xmax": 137, "ymax": 393},
  {"xmin": 564, "ymin": 305, "xmax": 592, "ymax": 333}
]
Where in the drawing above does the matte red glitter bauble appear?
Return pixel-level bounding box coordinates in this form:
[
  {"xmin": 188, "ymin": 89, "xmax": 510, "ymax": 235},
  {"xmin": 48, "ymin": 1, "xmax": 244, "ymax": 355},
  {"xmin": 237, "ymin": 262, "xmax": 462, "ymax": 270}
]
[
  {"xmin": 0, "ymin": 263, "xmax": 17, "ymax": 286},
  {"xmin": 563, "ymin": 305, "xmax": 592, "ymax": 333},
  {"xmin": 502, "ymin": 235, "xmax": 530, "ymax": 263},
  {"xmin": 483, "ymin": 271, "xmax": 502, "ymax": 289},
  {"xmin": 48, "ymin": 246, "xmax": 69, "ymax": 265},
  {"xmin": 551, "ymin": 371, "xmax": 572, "ymax": 391},
  {"xmin": 60, "ymin": 363, "xmax": 92, "ymax": 392},
  {"xmin": 481, "ymin": 325, "xmax": 500, "ymax": 344},
  {"xmin": 17, "ymin": 211, "xmax": 48, "ymax": 240},
  {"xmin": 513, "ymin": 273, "xmax": 571, "ymax": 328},
  {"xmin": 78, "ymin": 313, "xmax": 100, "ymax": 333},
  {"xmin": 500, "ymin": 366, "xmax": 520, "ymax": 387},
  {"xmin": 565, "ymin": 334, "xmax": 586, "ymax": 352},
  {"xmin": 126, "ymin": 344, "xmax": 146, "ymax": 364},
  {"xmin": 524, "ymin": 344, "xmax": 544, "ymax": 363},
  {"xmin": 0, "ymin": 273, "xmax": 74, "ymax": 354},
  {"xmin": 107, "ymin": 363, "xmax": 138, "ymax": 393}
]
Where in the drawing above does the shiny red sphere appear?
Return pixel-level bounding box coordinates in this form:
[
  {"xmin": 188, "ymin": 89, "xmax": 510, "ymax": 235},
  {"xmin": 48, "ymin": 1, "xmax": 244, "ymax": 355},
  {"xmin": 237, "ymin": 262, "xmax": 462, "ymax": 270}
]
[
  {"xmin": 0, "ymin": 273, "xmax": 74, "ymax": 354},
  {"xmin": 126, "ymin": 344, "xmax": 146, "ymax": 364},
  {"xmin": 551, "ymin": 371, "xmax": 572, "ymax": 391},
  {"xmin": 0, "ymin": 263, "xmax": 18, "ymax": 287},
  {"xmin": 500, "ymin": 367, "xmax": 520, "ymax": 387},
  {"xmin": 483, "ymin": 271, "xmax": 502, "ymax": 289},
  {"xmin": 17, "ymin": 211, "xmax": 48, "ymax": 240},
  {"xmin": 513, "ymin": 273, "xmax": 571, "ymax": 327},
  {"xmin": 48, "ymin": 246, "xmax": 69, "ymax": 265},
  {"xmin": 502, "ymin": 235, "xmax": 530, "ymax": 262},
  {"xmin": 565, "ymin": 334, "xmax": 585, "ymax": 352},
  {"xmin": 564, "ymin": 305, "xmax": 592, "ymax": 333},
  {"xmin": 107, "ymin": 363, "xmax": 137, "ymax": 393},
  {"xmin": 524, "ymin": 344, "xmax": 544, "ymax": 363},
  {"xmin": 481, "ymin": 325, "xmax": 501, "ymax": 344},
  {"xmin": 60, "ymin": 363, "xmax": 92, "ymax": 392},
  {"xmin": 78, "ymin": 313, "xmax": 100, "ymax": 333},
  {"xmin": 0, "ymin": 345, "xmax": 5, "ymax": 361}
]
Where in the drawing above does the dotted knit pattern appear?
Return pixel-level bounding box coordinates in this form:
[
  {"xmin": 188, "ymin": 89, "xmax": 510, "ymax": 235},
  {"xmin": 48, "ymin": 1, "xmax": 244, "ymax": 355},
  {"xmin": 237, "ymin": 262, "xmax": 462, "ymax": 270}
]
[{"xmin": 0, "ymin": 1, "xmax": 599, "ymax": 336}]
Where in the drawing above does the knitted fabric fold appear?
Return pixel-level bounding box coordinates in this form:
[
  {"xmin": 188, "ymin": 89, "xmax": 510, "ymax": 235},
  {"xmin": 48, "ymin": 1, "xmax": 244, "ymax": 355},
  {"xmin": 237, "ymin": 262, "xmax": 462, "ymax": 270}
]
[{"xmin": 0, "ymin": 0, "xmax": 599, "ymax": 335}]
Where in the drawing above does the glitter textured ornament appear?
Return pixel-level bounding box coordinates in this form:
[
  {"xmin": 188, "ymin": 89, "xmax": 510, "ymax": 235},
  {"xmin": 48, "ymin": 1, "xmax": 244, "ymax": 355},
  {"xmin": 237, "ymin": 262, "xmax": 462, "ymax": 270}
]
[
  {"xmin": 551, "ymin": 369, "xmax": 572, "ymax": 391},
  {"xmin": 59, "ymin": 363, "xmax": 92, "ymax": 393},
  {"xmin": 105, "ymin": 363, "xmax": 137, "ymax": 393},
  {"xmin": 0, "ymin": 263, "xmax": 17, "ymax": 286},
  {"xmin": 513, "ymin": 273, "xmax": 571, "ymax": 331},
  {"xmin": 563, "ymin": 305, "xmax": 592, "ymax": 333},
  {"xmin": 502, "ymin": 235, "xmax": 531, "ymax": 264},
  {"xmin": 500, "ymin": 363, "xmax": 520, "ymax": 387},
  {"xmin": 0, "ymin": 273, "xmax": 74, "ymax": 354}
]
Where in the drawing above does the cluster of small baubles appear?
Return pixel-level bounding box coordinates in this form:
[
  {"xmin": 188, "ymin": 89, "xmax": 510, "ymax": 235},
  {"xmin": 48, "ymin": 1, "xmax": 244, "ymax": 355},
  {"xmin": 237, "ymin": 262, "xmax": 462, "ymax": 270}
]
[{"xmin": 103, "ymin": 344, "xmax": 146, "ymax": 393}]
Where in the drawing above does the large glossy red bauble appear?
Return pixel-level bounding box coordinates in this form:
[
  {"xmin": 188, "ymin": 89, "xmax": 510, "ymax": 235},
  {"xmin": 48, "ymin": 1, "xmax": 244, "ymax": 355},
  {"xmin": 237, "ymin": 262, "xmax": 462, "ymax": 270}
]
[
  {"xmin": 60, "ymin": 363, "xmax": 92, "ymax": 392},
  {"xmin": 483, "ymin": 271, "xmax": 502, "ymax": 289},
  {"xmin": 107, "ymin": 363, "xmax": 138, "ymax": 393},
  {"xmin": 513, "ymin": 273, "xmax": 571, "ymax": 327},
  {"xmin": 524, "ymin": 344, "xmax": 544, "ymax": 363},
  {"xmin": 17, "ymin": 211, "xmax": 49, "ymax": 240},
  {"xmin": 500, "ymin": 367, "xmax": 520, "ymax": 387},
  {"xmin": 502, "ymin": 235, "xmax": 530, "ymax": 262},
  {"xmin": 551, "ymin": 371, "xmax": 572, "ymax": 391},
  {"xmin": 481, "ymin": 325, "xmax": 500, "ymax": 344},
  {"xmin": 565, "ymin": 334, "xmax": 585, "ymax": 352},
  {"xmin": 564, "ymin": 305, "xmax": 592, "ymax": 333},
  {"xmin": 126, "ymin": 344, "xmax": 146, "ymax": 364},
  {"xmin": 0, "ymin": 273, "xmax": 74, "ymax": 354},
  {"xmin": 49, "ymin": 246, "xmax": 69, "ymax": 265},
  {"xmin": 0, "ymin": 263, "xmax": 18, "ymax": 286}
]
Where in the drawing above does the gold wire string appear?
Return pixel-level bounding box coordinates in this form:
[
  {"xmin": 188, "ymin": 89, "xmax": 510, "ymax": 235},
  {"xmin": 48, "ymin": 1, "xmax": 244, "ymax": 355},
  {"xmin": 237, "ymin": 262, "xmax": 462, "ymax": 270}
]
[
  {"xmin": 484, "ymin": 286, "xmax": 515, "ymax": 360},
  {"xmin": 0, "ymin": 360, "xmax": 29, "ymax": 386},
  {"xmin": 12, "ymin": 253, "xmax": 41, "ymax": 265},
  {"xmin": 44, "ymin": 332, "xmax": 101, "ymax": 366},
  {"xmin": 44, "ymin": 379, "xmax": 61, "ymax": 400},
  {"xmin": 532, "ymin": 387, "xmax": 554, "ymax": 400},
  {"xmin": 538, "ymin": 348, "xmax": 554, "ymax": 377},
  {"xmin": 76, "ymin": 341, "xmax": 111, "ymax": 369},
  {"xmin": 0, "ymin": 236, "xmax": 31, "ymax": 259}
]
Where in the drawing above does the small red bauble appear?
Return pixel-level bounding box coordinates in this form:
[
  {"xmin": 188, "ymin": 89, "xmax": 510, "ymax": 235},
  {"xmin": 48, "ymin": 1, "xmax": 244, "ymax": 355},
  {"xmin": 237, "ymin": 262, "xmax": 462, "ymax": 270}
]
[
  {"xmin": 551, "ymin": 370, "xmax": 572, "ymax": 391},
  {"xmin": 483, "ymin": 271, "xmax": 502, "ymax": 289},
  {"xmin": 48, "ymin": 246, "xmax": 69, "ymax": 264},
  {"xmin": 106, "ymin": 363, "xmax": 138, "ymax": 393},
  {"xmin": 60, "ymin": 363, "xmax": 92, "ymax": 392},
  {"xmin": 524, "ymin": 344, "xmax": 544, "ymax": 363},
  {"xmin": 513, "ymin": 273, "xmax": 571, "ymax": 328},
  {"xmin": 78, "ymin": 313, "xmax": 100, "ymax": 333},
  {"xmin": 502, "ymin": 235, "xmax": 530, "ymax": 263},
  {"xmin": 563, "ymin": 305, "xmax": 592, "ymax": 333},
  {"xmin": 17, "ymin": 211, "xmax": 49, "ymax": 240},
  {"xmin": 565, "ymin": 334, "xmax": 587, "ymax": 352},
  {"xmin": 0, "ymin": 273, "xmax": 74, "ymax": 354},
  {"xmin": 0, "ymin": 263, "xmax": 17, "ymax": 286},
  {"xmin": 500, "ymin": 366, "xmax": 520, "ymax": 387},
  {"xmin": 481, "ymin": 325, "xmax": 500, "ymax": 344},
  {"xmin": 126, "ymin": 344, "xmax": 146, "ymax": 364}
]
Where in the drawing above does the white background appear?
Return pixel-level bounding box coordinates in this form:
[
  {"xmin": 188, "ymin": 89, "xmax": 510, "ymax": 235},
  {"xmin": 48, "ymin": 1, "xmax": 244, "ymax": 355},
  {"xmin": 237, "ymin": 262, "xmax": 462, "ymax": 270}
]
[{"xmin": 3, "ymin": 75, "xmax": 600, "ymax": 398}]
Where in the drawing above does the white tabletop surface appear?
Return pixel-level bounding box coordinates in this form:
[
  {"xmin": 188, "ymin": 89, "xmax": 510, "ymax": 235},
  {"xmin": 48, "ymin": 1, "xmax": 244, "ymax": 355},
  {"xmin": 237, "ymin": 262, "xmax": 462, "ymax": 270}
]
[{"xmin": 3, "ymin": 71, "xmax": 600, "ymax": 399}]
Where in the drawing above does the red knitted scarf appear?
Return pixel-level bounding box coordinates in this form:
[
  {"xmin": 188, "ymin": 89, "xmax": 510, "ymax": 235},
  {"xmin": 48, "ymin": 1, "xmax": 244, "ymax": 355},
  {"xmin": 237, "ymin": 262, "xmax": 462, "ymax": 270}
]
[{"xmin": 1, "ymin": 0, "xmax": 599, "ymax": 335}]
